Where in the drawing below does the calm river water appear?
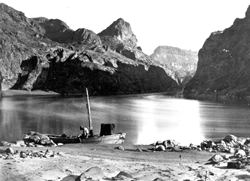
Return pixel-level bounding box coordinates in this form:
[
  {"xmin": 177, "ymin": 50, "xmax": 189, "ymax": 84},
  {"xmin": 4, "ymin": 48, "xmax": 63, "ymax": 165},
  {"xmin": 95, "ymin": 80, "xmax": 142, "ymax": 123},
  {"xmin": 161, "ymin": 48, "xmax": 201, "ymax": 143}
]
[{"xmin": 1, "ymin": 93, "xmax": 250, "ymax": 145}]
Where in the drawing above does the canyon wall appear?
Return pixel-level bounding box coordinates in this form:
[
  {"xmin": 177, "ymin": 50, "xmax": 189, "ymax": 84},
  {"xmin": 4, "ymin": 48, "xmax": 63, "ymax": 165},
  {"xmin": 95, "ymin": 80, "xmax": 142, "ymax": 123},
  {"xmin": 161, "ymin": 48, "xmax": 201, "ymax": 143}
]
[
  {"xmin": 0, "ymin": 3, "xmax": 180, "ymax": 95},
  {"xmin": 184, "ymin": 5, "xmax": 250, "ymax": 102},
  {"xmin": 151, "ymin": 46, "xmax": 198, "ymax": 86}
]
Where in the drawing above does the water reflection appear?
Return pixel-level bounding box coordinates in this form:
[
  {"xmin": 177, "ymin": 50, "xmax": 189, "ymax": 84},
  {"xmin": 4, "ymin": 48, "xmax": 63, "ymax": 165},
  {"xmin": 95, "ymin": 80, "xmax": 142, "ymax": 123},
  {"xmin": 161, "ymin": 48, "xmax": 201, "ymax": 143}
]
[
  {"xmin": 0, "ymin": 94, "xmax": 250, "ymax": 145},
  {"xmin": 134, "ymin": 96, "xmax": 204, "ymax": 145},
  {"xmin": 199, "ymin": 103, "xmax": 250, "ymax": 140}
]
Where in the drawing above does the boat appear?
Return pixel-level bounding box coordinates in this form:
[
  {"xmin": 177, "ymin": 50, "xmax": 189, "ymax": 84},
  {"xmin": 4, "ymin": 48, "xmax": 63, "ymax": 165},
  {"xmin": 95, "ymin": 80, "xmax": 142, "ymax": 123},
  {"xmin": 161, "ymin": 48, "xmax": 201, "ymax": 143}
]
[
  {"xmin": 47, "ymin": 132, "xmax": 126, "ymax": 144},
  {"xmin": 47, "ymin": 133, "xmax": 126, "ymax": 144},
  {"xmin": 48, "ymin": 88, "xmax": 126, "ymax": 144},
  {"xmin": 47, "ymin": 134, "xmax": 80, "ymax": 144},
  {"xmin": 80, "ymin": 132, "xmax": 126, "ymax": 144}
]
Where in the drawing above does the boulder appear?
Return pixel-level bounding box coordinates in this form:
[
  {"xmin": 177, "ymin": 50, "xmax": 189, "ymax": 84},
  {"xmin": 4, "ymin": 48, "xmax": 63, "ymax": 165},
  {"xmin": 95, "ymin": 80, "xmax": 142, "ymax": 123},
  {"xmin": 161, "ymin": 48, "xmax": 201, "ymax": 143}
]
[
  {"xmin": 162, "ymin": 140, "xmax": 179, "ymax": 148},
  {"xmin": 35, "ymin": 144, "xmax": 44, "ymax": 148},
  {"xmin": 244, "ymin": 138, "xmax": 250, "ymax": 146},
  {"xmin": 207, "ymin": 148, "xmax": 213, "ymax": 152},
  {"xmin": 201, "ymin": 140, "xmax": 216, "ymax": 149},
  {"xmin": 223, "ymin": 154, "xmax": 231, "ymax": 160},
  {"xmin": 155, "ymin": 145, "xmax": 166, "ymax": 151},
  {"xmin": 208, "ymin": 154, "xmax": 224, "ymax": 164},
  {"xmin": 234, "ymin": 149, "xmax": 246, "ymax": 158},
  {"xmin": 136, "ymin": 148, "xmax": 143, "ymax": 152},
  {"xmin": 14, "ymin": 140, "xmax": 26, "ymax": 147},
  {"xmin": 244, "ymin": 147, "xmax": 250, "ymax": 156},
  {"xmin": 155, "ymin": 141, "xmax": 164, "ymax": 146},
  {"xmin": 216, "ymin": 140, "xmax": 228, "ymax": 152},
  {"xmin": 5, "ymin": 147, "xmax": 14, "ymax": 154},
  {"xmin": 112, "ymin": 171, "xmax": 133, "ymax": 180},
  {"xmin": 223, "ymin": 135, "xmax": 238, "ymax": 143},
  {"xmin": 236, "ymin": 137, "xmax": 246, "ymax": 145},
  {"xmin": 27, "ymin": 142, "xmax": 35, "ymax": 147},
  {"xmin": 0, "ymin": 141, "xmax": 11, "ymax": 146},
  {"xmin": 23, "ymin": 131, "xmax": 56, "ymax": 146},
  {"xmin": 78, "ymin": 166, "xmax": 105, "ymax": 181},
  {"xmin": 115, "ymin": 146, "xmax": 124, "ymax": 151},
  {"xmin": 228, "ymin": 148, "xmax": 235, "ymax": 154},
  {"xmin": 153, "ymin": 178, "xmax": 164, "ymax": 181},
  {"xmin": 20, "ymin": 151, "xmax": 27, "ymax": 158}
]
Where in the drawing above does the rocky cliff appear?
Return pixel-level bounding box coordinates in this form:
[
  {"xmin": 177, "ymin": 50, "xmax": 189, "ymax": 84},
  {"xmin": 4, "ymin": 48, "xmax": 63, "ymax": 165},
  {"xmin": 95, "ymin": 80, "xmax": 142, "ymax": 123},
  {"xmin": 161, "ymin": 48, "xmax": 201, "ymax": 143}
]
[
  {"xmin": 0, "ymin": 3, "xmax": 52, "ymax": 90},
  {"xmin": 99, "ymin": 18, "xmax": 137, "ymax": 49},
  {"xmin": 184, "ymin": 5, "xmax": 250, "ymax": 102},
  {"xmin": 150, "ymin": 46, "xmax": 198, "ymax": 86},
  {"xmin": 32, "ymin": 17, "xmax": 102, "ymax": 49},
  {"xmin": 0, "ymin": 3, "xmax": 180, "ymax": 95},
  {"xmin": 98, "ymin": 18, "xmax": 161, "ymax": 67}
]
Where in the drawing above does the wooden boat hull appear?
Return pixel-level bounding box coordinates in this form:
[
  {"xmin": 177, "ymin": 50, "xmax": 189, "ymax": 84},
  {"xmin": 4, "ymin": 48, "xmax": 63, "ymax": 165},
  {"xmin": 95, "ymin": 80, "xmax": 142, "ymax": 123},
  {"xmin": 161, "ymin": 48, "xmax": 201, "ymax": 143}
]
[
  {"xmin": 47, "ymin": 135, "xmax": 80, "ymax": 144},
  {"xmin": 80, "ymin": 133, "xmax": 126, "ymax": 144},
  {"xmin": 48, "ymin": 133, "xmax": 126, "ymax": 145}
]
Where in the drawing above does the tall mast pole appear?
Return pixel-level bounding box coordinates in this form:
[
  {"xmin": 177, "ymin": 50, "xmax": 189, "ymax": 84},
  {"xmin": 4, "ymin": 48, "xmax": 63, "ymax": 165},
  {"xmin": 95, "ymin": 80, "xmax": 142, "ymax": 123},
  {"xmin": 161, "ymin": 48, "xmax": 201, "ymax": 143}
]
[{"xmin": 86, "ymin": 88, "xmax": 93, "ymax": 136}]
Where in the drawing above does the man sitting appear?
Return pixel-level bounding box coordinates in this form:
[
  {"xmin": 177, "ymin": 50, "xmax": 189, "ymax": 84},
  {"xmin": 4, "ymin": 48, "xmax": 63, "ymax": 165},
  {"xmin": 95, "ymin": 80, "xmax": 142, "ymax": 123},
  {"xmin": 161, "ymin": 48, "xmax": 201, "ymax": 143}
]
[{"xmin": 79, "ymin": 126, "xmax": 89, "ymax": 139}]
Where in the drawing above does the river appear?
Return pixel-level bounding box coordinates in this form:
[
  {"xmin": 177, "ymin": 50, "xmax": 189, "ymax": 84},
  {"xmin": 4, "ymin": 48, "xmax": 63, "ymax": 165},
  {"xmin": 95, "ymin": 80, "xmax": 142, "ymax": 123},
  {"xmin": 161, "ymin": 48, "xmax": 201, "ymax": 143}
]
[{"xmin": 1, "ymin": 93, "xmax": 250, "ymax": 145}]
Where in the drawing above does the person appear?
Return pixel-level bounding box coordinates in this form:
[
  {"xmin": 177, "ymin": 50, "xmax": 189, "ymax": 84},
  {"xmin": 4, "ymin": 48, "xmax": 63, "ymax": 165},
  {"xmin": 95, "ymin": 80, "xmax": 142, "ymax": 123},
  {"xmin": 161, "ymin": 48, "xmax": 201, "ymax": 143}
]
[{"xmin": 79, "ymin": 126, "xmax": 89, "ymax": 139}]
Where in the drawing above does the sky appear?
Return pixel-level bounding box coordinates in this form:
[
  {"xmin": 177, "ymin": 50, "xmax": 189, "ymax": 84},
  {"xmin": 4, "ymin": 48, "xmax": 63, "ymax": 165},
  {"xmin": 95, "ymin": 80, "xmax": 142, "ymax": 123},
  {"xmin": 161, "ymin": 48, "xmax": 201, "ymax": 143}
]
[{"xmin": 1, "ymin": 0, "xmax": 250, "ymax": 54}]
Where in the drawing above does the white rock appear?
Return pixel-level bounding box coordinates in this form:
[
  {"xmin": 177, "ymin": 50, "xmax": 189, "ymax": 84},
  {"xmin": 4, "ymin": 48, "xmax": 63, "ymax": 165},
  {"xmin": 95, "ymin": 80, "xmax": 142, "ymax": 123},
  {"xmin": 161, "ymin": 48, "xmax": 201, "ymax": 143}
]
[
  {"xmin": 229, "ymin": 148, "xmax": 235, "ymax": 154},
  {"xmin": 209, "ymin": 154, "xmax": 224, "ymax": 163},
  {"xmin": 155, "ymin": 145, "xmax": 165, "ymax": 151},
  {"xmin": 234, "ymin": 149, "xmax": 246, "ymax": 158},
  {"xmin": 5, "ymin": 147, "xmax": 14, "ymax": 154}
]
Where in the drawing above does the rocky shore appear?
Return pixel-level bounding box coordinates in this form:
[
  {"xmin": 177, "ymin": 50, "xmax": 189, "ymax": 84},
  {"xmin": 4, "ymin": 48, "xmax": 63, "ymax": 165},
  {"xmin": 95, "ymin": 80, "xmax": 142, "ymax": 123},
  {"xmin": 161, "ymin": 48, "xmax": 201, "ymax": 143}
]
[{"xmin": 1, "ymin": 132, "xmax": 250, "ymax": 180}]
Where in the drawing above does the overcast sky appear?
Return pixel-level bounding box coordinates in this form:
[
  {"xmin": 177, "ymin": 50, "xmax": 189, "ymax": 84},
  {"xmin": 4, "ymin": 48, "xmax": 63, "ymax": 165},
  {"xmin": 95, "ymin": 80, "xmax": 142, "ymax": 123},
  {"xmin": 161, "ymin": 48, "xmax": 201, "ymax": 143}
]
[{"xmin": 2, "ymin": 0, "xmax": 250, "ymax": 54}]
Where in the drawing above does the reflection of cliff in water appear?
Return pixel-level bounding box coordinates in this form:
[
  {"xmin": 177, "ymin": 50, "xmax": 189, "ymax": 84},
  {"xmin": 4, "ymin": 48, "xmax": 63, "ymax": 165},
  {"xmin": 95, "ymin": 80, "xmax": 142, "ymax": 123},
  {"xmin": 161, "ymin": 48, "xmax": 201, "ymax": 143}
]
[
  {"xmin": 1, "ymin": 94, "xmax": 250, "ymax": 145},
  {"xmin": 0, "ymin": 97, "xmax": 83, "ymax": 142},
  {"xmin": 0, "ymin": 96, "xmax": 140, "ymax": 143},
  {"xmin": 0, "ymin": 99, "xmax": 21, "ymax": 142}
]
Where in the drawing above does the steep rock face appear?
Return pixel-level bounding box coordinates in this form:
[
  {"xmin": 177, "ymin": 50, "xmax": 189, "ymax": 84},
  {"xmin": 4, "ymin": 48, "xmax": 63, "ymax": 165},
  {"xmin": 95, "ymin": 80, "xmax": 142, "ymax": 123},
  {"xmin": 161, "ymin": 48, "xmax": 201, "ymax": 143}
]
[
  {"xmin": 42, "ymin": 58, "xmax": 178, "ymax": 95},
  {"xmin": 32, "ymin": 18, "xmax": 102, "ymax": 49},
  {"xmin": 151, "ymin": 46, "xmax": 198, "ymax": 86},
  {"xmin": 98, "ymin": 19, "xmax": 164, "ymax": 70},
  {"xmin": 0, "ymin": 3, "xmax": 180, "ymax": 95},
  {"xmin": 0, "ymin": 3, "xmax": 52, "ymax": 90},
  {"xmin": 184, "ymin": 5, "xmax": 250, "ymax": 102},
  {"xmin": 99, "ymin": 18, "xmax": 137, "ymax": 48}
]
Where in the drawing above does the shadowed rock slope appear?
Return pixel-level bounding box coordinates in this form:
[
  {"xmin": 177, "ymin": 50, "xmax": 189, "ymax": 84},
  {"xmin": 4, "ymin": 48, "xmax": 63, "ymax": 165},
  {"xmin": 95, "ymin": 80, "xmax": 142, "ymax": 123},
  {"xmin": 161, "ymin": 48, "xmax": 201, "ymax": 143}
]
[
  {"xmin": 151, "ymin": 46, "xmax": 198, "ymax": 86},
  {"xmin": 0, "ymin": 3, "xmax": 179, "ymax": 95},
  {"xmin": 184, "ymin": 5, "xmax": 250, "ymax": 102},
  {"xmin": 98, "ymin": 18, "xmax": 164, "ymax": 68}
]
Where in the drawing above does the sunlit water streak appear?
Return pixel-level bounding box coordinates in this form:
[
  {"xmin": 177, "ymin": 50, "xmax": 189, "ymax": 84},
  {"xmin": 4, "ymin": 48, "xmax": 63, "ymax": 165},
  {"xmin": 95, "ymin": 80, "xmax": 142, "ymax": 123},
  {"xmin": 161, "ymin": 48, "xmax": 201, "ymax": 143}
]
[{"xmin": 0, "ymin": 94, "xmax": 250, "ymax": 145}]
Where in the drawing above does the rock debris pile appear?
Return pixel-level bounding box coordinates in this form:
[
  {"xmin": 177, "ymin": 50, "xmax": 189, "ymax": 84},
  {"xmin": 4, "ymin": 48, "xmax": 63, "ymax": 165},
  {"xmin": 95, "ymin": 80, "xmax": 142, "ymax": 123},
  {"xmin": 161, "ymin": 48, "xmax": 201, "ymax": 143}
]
[
  {"xmin": 0, "ymin": 131, "xmax": 57, "ymax": 147},
  {"xmin": 0, "ymin": 147, "xmax": 63, "ymax": 160},
  {"xmin": 153, "ymin": 134, "xmax": 250, "ymax": 169}
]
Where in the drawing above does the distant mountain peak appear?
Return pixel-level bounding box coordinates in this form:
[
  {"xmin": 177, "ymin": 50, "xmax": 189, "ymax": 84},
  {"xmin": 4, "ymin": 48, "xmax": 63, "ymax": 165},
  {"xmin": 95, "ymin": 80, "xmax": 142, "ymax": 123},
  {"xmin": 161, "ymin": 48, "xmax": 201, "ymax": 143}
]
[
  {"xmin": 0, "ymin": 3, "xmax": 13, "ymax": 10},
  {"xmin": 153, "ymin": 46, "xmax": 198, "ymax": 57},
  {"xmin": 0, "ymin": 3, "xmax": 26, "ymax": 21},
  {"xmin": 151, "ymin": 46, "xmax": 198, "ymax": 85},
  {"xmin": 245, "ymin": 5, "xmax": 250, "ymax": 18},
  {"xmin": 98, "ymin": 18, "xmax": 137, "ymax": 48}
]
